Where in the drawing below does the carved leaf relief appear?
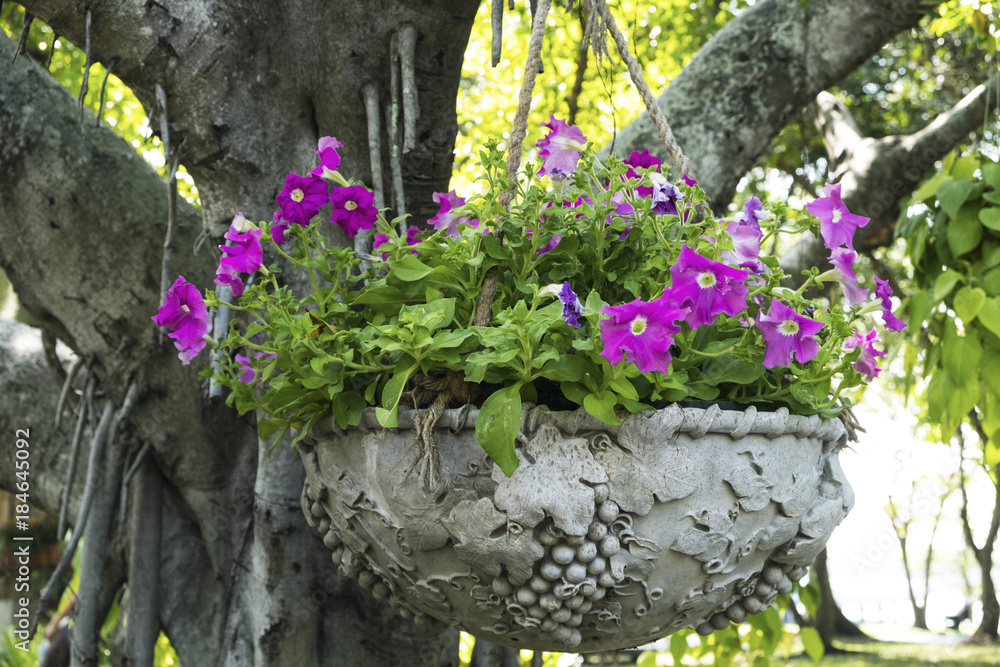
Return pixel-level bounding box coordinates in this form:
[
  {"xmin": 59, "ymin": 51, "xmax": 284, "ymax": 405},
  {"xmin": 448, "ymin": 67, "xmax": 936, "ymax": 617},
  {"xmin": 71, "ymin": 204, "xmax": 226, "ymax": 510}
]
[
  {"xmin": 442, "ymin": 498, "xmax": 544, "ymax": 584},
  {"xmin": 492, "ymin": 425, "xmax": 608, "ymax": 536},
  {"xmin": 593, "ymin": 442, "xmax": 699, "ymax": 516}
]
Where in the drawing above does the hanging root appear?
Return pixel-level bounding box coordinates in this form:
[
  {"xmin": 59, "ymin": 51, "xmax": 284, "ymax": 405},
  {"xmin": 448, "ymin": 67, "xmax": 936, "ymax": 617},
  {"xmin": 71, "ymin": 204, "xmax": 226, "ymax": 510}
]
[
  {"xmin": 491, "ymin": 0, "xmax": 503, "ymax": 67},
  {"xmin": 12, "ymin": 11, "xmax": 33, "ymax": 64},
  {"xmin": 837, "ymin": 404, "xmax": 865, "ymax": 443},
  {"xmin": 397, "ymin": 371, "xmax": 477, "ymax": 493}
]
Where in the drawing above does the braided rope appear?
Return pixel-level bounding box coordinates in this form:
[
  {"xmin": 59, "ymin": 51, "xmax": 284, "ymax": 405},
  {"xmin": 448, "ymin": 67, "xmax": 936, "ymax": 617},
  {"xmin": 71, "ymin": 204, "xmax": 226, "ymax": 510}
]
[{"xmin": 349, "ymin": 402, "xmax": 846, "ymax": 444}]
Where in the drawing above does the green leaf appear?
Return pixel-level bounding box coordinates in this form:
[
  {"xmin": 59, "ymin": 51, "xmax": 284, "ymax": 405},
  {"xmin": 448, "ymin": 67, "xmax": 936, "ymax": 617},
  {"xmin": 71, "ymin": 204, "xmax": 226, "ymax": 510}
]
[
  {"xmin": 332, "ymin": 391, "xmax": 366, "ymax": 429},
  {"xmin": 942, "ymin": 330, "xmax": 982, "ymax": 384},
  {"xmin": 700, "ymin": 355, "xmax": 766, "ymax": 387},
  {"xmin": 610, "ymin": 377, "xmax": 639, "ymax": 401},
  {"xmin": 952, "ymin": 154, "xmax": 981, "ymax": 180},
  {"xmin": 933, "ymin": 269, "xmax": 963, "ymax": 301},
  {"xmin": 938, "ymin": 178, "xmax": 974, "ymax": 218},
  {"xmin": 583, "ymin": 390, "xmax": 620, "ymax": 425},
  {"xmin": 537, "ymin": 355, "xmax": 594, "ymax": 383},
  {"xmin": 376, "ymin": 362, "xmax": 419, "ymax": 428},
  {"xmin": 635, "ymin": 652, "xmax": 657, "ymax": 667},
  {"xmin": 670, "ymin": 633, "xmax": 688, "ymax": 666},
  {"xmin": 954, "ymin": 286, "xmax": 987, "ymax": 324},
  {"xmin": 977, "ymin": 297, "xmax": 1000, "ymax": 338},
  {"xmin": 800, "ymin": 626, "xmax": 825, "ymax": 663},
  {"xmin": 985, "ymin": 267, "xmax": 1000, "ymax": 296},
  {"xmin": 947, "ymin": 204, "xmax": 983, "ymax": 257},
  {"xmin": 983, "ymin": 350, "xmax": 1000, "ymax": 397},
  {"xmin": 913, "ymin": 170, "xmax": 948, "ymax": 201},
  {"xmin": 980, "ymin": 207, "xmax": 1000, "ymax": 232},
  {"xmin": 476, "ymin": 383, "xmax": 523, "ymax": 476},
  {"xmin": 390, "ymin": 255, "xmax": 437, "ymax": 281},
  {"xmin": 983, "ymin": 161, "xmax": 1000, "ymax": 190}
]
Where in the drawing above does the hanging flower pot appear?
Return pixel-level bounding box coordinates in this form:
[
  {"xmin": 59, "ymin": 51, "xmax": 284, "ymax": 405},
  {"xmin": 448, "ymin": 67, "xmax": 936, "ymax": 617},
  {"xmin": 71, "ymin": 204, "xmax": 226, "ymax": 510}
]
[
  {"xmin": 153, "ymin": 112, "xmax": 902, "ymax": 651},
  {"xmin": 298, "ymin": 402, "xmax": 851, "ymax": 652}
]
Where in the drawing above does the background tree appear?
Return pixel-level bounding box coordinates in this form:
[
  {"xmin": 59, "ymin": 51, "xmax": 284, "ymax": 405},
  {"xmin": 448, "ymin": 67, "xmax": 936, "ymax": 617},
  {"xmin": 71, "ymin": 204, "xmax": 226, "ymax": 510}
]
[
  {"xmin": 886, "ymin": 474, "xmax": 957, "ymax": 630},
  {"xmin": 0, "ymin": 0, "xmax": 997, "ymax": 665}
]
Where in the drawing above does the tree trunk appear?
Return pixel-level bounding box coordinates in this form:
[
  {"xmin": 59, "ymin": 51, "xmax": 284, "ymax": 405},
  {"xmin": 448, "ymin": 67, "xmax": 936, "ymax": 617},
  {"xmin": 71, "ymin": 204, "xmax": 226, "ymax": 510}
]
[{"xmin": 813, "ymin": 548, "xmax": 866, "ymax": 651}]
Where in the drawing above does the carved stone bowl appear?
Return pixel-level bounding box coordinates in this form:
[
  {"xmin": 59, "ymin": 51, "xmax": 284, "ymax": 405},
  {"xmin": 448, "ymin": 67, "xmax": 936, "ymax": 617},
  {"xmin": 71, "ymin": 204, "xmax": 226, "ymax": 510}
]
[{"xmin": 298, "ymin": 403, "xmax": 853, "ymax": 652}]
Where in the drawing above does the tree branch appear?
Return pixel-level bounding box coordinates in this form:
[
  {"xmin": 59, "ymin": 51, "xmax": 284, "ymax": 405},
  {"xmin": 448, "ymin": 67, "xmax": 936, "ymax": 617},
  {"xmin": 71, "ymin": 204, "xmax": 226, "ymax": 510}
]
[
  {"xmin": 780, "ymin": 68, "xmax": 1000, "ymax": 279},
  {"xmin": 602, "ymin": 0, "xmax": 932, "ymax": 210}
]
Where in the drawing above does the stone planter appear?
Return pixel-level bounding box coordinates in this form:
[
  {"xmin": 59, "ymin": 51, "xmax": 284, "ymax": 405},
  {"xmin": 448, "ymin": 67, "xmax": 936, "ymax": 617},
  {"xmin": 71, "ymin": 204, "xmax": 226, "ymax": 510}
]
[{"xmin": 299, "ymin": 403, "xmax": 852, "ymax": 652}]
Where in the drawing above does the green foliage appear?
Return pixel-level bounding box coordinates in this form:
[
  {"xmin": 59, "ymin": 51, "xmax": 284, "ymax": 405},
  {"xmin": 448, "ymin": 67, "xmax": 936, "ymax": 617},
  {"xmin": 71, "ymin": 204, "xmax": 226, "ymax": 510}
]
[
  {"xmin": 897, "ymin": 151, "xmax": 1000, "ymax": 468},
  {"xmin": 208, "ymin": 138, "xmax": 890, "ymax": 473}
]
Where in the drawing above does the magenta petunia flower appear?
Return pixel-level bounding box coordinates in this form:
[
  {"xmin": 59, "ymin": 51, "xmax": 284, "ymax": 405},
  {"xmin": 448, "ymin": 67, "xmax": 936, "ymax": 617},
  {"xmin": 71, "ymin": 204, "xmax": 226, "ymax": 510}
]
[
  {"xmin": 405, "ymin": 226, "xmax": 422, "ymax": 249},
  {"xmin": 429, "ymin": 190, "xmax": 478, "ymax": 240},
  {"xmin": 309, "ymin": 136, "xmax": 344, "ymax": 179},
  {"xmin": 624, "ymin": 149, "xmax": 662, "ymax": 198},
  {"xmin": 218, "ymin": 214, "xmax": 264, "ymax": 276},
  {"xmin": 271, "ymin": 210, "xmax": 292, "ymax": 245},
  {"xmin": 276, "ymin": 173, "xmax": 328, "ymax": 227},
  {"xmin": 214, "ymin": 266, "xmax": 245, "ymax": 297},
  {"xmin": 742, "ymin": 196, "xmax": 765, "ymax": 227},
  {"xmin": 649, "ymin": 173, "xmax": 681, "ymax": 216},
  {"xmin": 599, "ymin": 293, "xmax": 688, "ymax": 374},
  {"xmin": 805, "ymin": 182, "xmax": 869, "ymax": 251},
  {"xmin": 373, "ymin": 232, "xmax": 391, "ymax": 259},
  {"xmin": 152, "ymin": 275, "xmax": 212, "ymax": 365},
  {"xmin": 874, "ymin": 277, "xmax": 906, "ymax": 331},
  {"xmin": 526, "ymin": 225, "xmax": 562, "ymax": 255},
  {"xmin": 843, "ymin": 329, "xmax": 884, "ymax": 381},
  {"xmin": 235, "ymin": 350, "xmax": 277, "ymax": 385},
  {"xmin": 828, "ymin": 247, "xmax": 869, "ymax": 306},
  {"xmin": 536, "ymin": 115, "xmax": 588, "ymax": 178},
  {"xmin": 670, "ymin": 245, "xmax": 749, "ymax": 329},
  {"xmin": 559, "ymin": 281, "xmax": 584, "ymax": 328},
  {"xmin": 756, "ymin": 299, "xmax": 825, "ymax": 369},
  {"xmin": 682, "ymin": 173, "xmax": 698, "ymax": 187},
  {"xmin": 722, "ymin": 221, "xmax": 763, "ymax": 272},
  {"xmin": 329, "ymin": 185, "xmax": 377, "ymax": 238}
]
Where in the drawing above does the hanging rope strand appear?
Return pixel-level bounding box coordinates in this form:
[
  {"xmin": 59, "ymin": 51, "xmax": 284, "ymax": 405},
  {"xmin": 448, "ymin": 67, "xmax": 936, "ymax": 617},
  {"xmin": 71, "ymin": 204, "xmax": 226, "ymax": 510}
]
[{"xmin": 591, "ymin": 0, "xmax": 693, "ymax": 180}]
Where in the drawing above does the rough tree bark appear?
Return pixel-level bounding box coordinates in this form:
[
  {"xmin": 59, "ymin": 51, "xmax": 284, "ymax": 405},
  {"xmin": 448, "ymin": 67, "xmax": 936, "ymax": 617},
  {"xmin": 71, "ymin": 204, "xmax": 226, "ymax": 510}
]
[{"xmin": 0, "ymin": 0, "xmax": 995, "ymax": 664}]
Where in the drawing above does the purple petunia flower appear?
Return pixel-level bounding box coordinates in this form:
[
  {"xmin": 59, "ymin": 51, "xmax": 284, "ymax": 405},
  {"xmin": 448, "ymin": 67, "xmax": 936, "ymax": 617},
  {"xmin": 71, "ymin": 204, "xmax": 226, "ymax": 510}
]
[
  {"xmin": 405, "ymin": 226, "xmax": 422, "ymax": 249},
  {"xmin": 329, "ymin": 185, "xmax": 377, "ymax": 238},
  {"xmin": 151, "ymin": 275, "xmax": 212, "ymax": 365},
  {"xmin": 624, "ymin": 149, "xmax": 662, "ymax": 198},
  {"xmin": 681, "ymin": 173, "xmax": 698, "ymax": 187},
  {"xmin": 214, "ymin": 266, "xmax": 245, "ymax": 298},
  {"xmin": 235, "ymin": 350, "xmax": 277, "ymax": 385},
  {"xmin": 649, "ymin": 173, "xmax": 681, "ymax": 216},
  {"xmin": 309, "ymin": 136, "xmax": 344, "ymax": 179},
  {"xmin": 271, "ymin": 211, "xmax": 292, "ymax": 245},
  {"xmin": 429, "ymin": 190, "xmax": 479, "ymax": 240},
  {"xmin": 526, "ymin": 225, "xmax": 562, "ymax": 255},
  {"xmin": 559, "ymin": 282, "xmax": 584, "ymax": 328},
  {"xmin": 828, "ymin": 247, "xmax": 870, "ymax": 306},
  {"xmin": 843, "ymin": 329, "xmax": 885, "ymax": 381},
  {"xmin": 805, "ymin": 182, "xmax": 870, "ymax": 251},
  {"xmin": 874, "ymin": 277, "xmax": 906, "ymax": 331},
  {"xmin": 670, "ymin": 245, "xmax": 749, "ymax": 329},
  {"xmin": 218, "ymin": 213, "xmax": 264, "ymax": 276},
  {"xmin": 756, "ymin": 299, "xmax": 825, "ymax": 369},
  {"xmin": 599, "ymin": 293, "xmax": 688, "ymax": 374},
  {"xmin": 276, "ymin": 173, "xmax": 328, "ymax": 227},
  {"xmin": 373, "ymin": 232, "xmax": 391, "ymax": 260},
  {"xmin": 536, "ymin": 115, "xmax": 588, "ymax": 178}
]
